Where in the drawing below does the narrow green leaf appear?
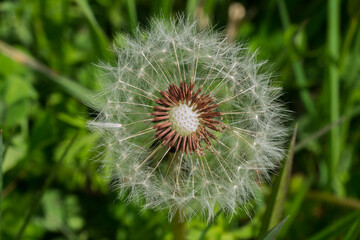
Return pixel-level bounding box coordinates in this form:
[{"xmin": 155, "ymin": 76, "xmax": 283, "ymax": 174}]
[
  {"xmin": 343, "ymin": 218, "xmax": 360, "ymax": 240},
  {"xmin": 277, "ymin": 0, "xmax": 290, "ymax": 28},
  {"xmin": 295, "ymin": 106, "xmax": 360, "ymax": 153},
  {"xmin": 279, "ymin": 177, "xmax": 312, "ymax": 237},
  {"xmin": 152, "ymin": 0, "xmax": 173, "ymax": 19},
  {"xmin": 126, "ymin": 0, "xmax": 138, "ymax": 31},
  {"xmin": 308, "ymin": 211, "xmax": 360, "ymax": 240},
  {"xmin": 339, "ymin": 16, "xmax": 358, "ymax": 71},
  {"xmin": 186, "ymin": 0, "xmax": 198, "ymax": 15},
  {"xmin": 259, "ymin": 124, "xmax": 298, "ymax": 236},
  {"xmin": 0, "ymin": 129, "xmax": 3, "ymax": 239},
  {"xmin": 295, "ymin": 117, "xmax": 345, "ymax": 153},
  {"xmin": 306, "ymin": 191, "xmax": 360, "ymax": 209},
  {"xmin": 260, "ymin": 216, "xmax": 288, "ymax": 240},
  {"xmin": 327, "ymin": 0, "xmax": 341, "ymax": 195},
  {"xmin": 203, "ymin": 0, "xmax": 216, "ymax": 16},
  {"xmin": 73, "ymin": 0, "xmax": 109, "ymax": 56},
  {"xmin": 277, "ymin": 0, "xmax": 317, "ymax": 117}
]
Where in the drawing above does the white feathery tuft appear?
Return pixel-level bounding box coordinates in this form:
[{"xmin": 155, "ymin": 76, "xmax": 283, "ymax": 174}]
[{"xmin": 88, "ymin": 16, "xmax": 289, "ymax": 222}]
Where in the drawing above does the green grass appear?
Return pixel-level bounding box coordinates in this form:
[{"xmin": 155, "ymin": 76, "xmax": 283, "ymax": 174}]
[
  {"xmin": 327, "ymin": 0, "xmax": 341, "ymax": 195},
  {"xmin": 259, "ymin": 125, "xmax": 297, "ymax": 236},
  {"xmin": 0, "ymin": 130, "xmax": 3, "ymax": 240},
  {"xmin": 15, "ymin": 133, "xmax": 78, "ymax": 240}
]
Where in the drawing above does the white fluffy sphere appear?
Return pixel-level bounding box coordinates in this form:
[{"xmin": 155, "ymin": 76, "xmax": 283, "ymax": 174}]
[{"xmin": 89, "ymin": 16, "xmax": 288, "ymax": 221}]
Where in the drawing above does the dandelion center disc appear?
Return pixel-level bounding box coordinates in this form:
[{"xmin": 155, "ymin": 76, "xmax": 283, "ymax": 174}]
[
  {"xmin": 152, "ymin": 81, "xmax": 223, "ymax": 154},
  {"xmin": 169, "ymin": 104, "xmax": 199, "ymax": 136}
]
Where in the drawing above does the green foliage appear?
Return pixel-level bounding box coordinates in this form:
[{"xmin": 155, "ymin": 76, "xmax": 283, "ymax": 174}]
[
  {"xmin": 308, "ymin": 211, "xmax": 360, "ymax": 240},
  {"xmin": 0, "ymin": 129, "xmax": 3, "ymax": 237},
  {"xmin": 260, "ymin": 217, "xmax": 288, "ymax": 240},
  {"xmin": 0, "ymin": 0, "xmax": 359, "ymax": 239},
  {"xmin": 259, "ymin": 126, "xmax": 297, "ymax": 236}
]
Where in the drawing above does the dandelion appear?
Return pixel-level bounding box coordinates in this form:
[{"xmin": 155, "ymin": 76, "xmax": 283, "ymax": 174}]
[{"xmin": 89, "ymin": 16, "xmax": 288, "ymax": 222}]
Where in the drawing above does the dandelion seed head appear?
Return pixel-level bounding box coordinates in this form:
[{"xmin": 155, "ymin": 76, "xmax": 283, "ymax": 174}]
[{"xmin": 89, "ymin": 16, "xmax": 288, "ymax": 222}]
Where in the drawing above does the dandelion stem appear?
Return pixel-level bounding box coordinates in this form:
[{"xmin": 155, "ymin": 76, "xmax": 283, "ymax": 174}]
[
  {"xmin": 166, "ymin": 152, "xmax": 186, "ymax": 240},
  {"xmin": 172, "ymin": 209, "xmax": 186, "ymax": 240}
]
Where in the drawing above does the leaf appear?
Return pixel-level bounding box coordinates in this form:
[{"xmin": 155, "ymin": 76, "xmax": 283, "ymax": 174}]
[
  {"xmin": 2, "ymin": 133, "xmax": 27, "ymax": 173},
  {"xmin": 308, "ymin": 211, "xmax": 360, "ymax": 240},
  {"xmin": 52, "ymin": 76, "xmax": 97, "ymax": 108},
  {"xmin": 260, "ymin": 216, "xmax": 288, "ymax": 240},
  {"xmin": 15, "ymin": 133, "xmax": 79, "ymax": 240},
  {"xmin": 4, "ymin": 76, "xmax": 37, "ymax": 105},
  {"xmin": 152, "ymin": 0, "xmax": 173, "ymax": 19},
  {"xmin": 73, "ymin": 0, "xmax": 109, "ymax": 57},
  {"xmin": 57, "ymin": 112, "xmax": 86, "ymax": 128},
  {"xmin": 279, "ymin": 176, "xmax": 312, "ymax": 237},
  {"xmin": 186, "ymin": 0, "xmax": 198, "ymax": 15},
  {"xmin": 0, "ymin": 129, "xmax": 3, "ymax": 231},
  {"xmin": 277, "ymin": 0, "xmax": 317, "ymax": 117},
  {"xmin": 125, "ymin": 0, "xmax": 138, "ymax": 31},
  {"xmin": 259, "ymin": 124, "xmax": 298, "ymax": 235},
  {"xmin": 5, "ymin": 100, "xmax": 32, "ymax": 127},
  {"xmin": 295, "ymin": 106, "xmax": 360, "ymax": 153},
  {"xmin": 343, "ymin": 218, "xmax": 360, "ymax": 240},
  {"xmin": 29, "ymin": 111, "xmax": 58, "ymax": 152}
]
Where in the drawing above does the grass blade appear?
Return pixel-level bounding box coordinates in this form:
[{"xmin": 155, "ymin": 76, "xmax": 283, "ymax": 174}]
[
  {"xmin": 259, "ymin": 124, "xmax": 298, "ymax": 235},
  {"xmin": 0, "ymin": 130, "xmax": 3, "ymax": 239},
  {"xmin": 339, "ymin": 16, "xmax": 358, "ymax": 71},
  {"xmin": 295, "ymin": 117, "xmax": 345, "ymax": 153},
  {"xmin": 279, "ymin": 177, "xmax": 312, "ymax": 237},
  {"xmin": 343, "ymin": 218, "xmax": 360, "ymax": 240},
  {"xmin": 306, "ymin": 191, "xmax": 360, "ymax": 209},
  {"xmin": 152, "ymin": 0, "xmax": 173, "ymax": 19},
  {"xmin": 186, "ymin": 0, "xmax": 199, "ymax": 15},
  {"xmin": 295, "ymin": 106, "xmax": 360, "ymax": 153},
  {"xmin": 126, "ymin": 0, "xmax": 138, "ymax": 31},
  {"xmin": 73, "ymin": 0, "xmax": 109, "ymax": 57},
  {"xmin": 277, "ymin": 0, "xmax": 317, "ymax": 117},
  {"xmin": 327, "ymin": 0, "xmax": 341, "ymax": 194},
  {"xmin": 260, "ymin": 216, "xmax": 288, "ymax": 240},
  {"xmin": 15, "ymin": 132, "xmax": 79, "ymax": 240},
  {"xmin": 308, "ymin": 211, "xmax": 360, "ymax": 240}
]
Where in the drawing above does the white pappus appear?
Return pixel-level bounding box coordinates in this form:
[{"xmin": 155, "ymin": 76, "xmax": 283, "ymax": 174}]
[{"xmin": 88, "ymin": 16, "xmax": 288, "ymax": 222}]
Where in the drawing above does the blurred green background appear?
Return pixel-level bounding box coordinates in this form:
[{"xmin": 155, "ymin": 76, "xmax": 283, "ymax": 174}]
[{"xmin": 0, "ymin": 0, "xmax": 360, "ymax": 239}]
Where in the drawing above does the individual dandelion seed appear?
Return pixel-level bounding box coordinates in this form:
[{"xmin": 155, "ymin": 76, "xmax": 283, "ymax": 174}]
[{"xmin": 88, "ymin": 16, "xmax": 288, "ymax": 222}]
